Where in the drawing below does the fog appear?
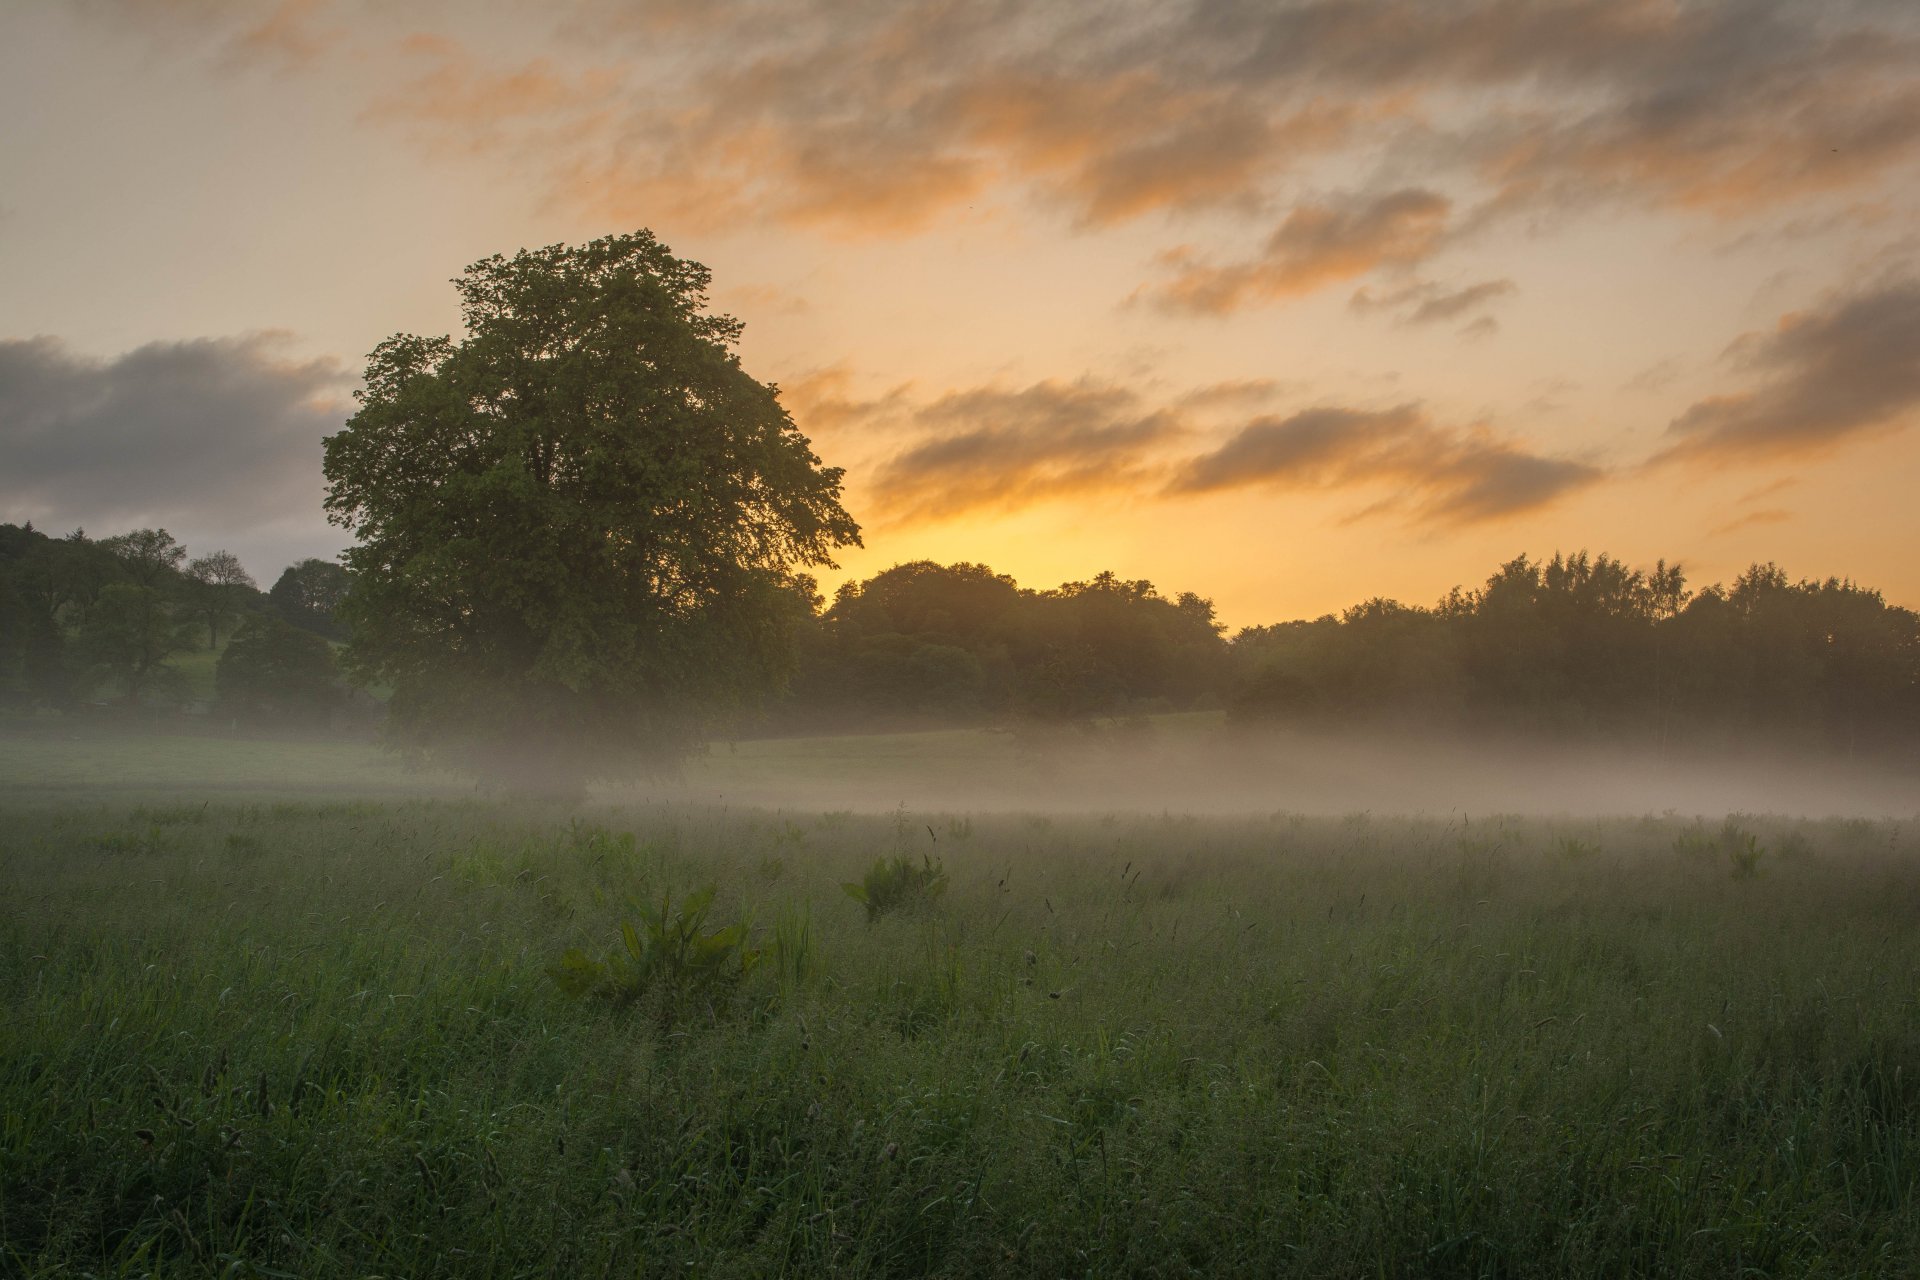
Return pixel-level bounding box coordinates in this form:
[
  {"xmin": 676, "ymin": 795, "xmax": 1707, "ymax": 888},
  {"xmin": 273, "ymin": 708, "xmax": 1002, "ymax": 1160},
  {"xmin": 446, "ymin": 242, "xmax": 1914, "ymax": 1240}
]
[{"xmin": 663, "ymin": 723, "xmax": 1920, "ymax": 820}]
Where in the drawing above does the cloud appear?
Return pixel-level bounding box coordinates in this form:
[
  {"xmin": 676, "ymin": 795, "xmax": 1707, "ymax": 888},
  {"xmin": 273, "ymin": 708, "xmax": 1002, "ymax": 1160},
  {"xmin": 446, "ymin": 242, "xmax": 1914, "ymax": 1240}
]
[
  {"xmin": 1169, "ymin": 403, "xmax": 1601, "ymax": 524},
  {"xmin": 1148, "ymin": 188, "xmax": 1452, "ymax": 314},
  {"xmin": 78, "ymin": 0, "xmax": 1920, "ymax": 243},
  {"xmin": 1710, "ymin": 508, "xmax": 1793, "ymax": 537},
  {"xmin": 0, "ymin": 333, "xmax": 350, "ymax": 561},
  {"xmin": 1655, "ymin": 278, "xmax": 1920, "ymax": 464},
  {"xmin": 866, "ymin": 381, "xmax": 1184, "ymax": 521},
  {"xmin": 1172, "ymin": 378, "xmax": 1298, "ymax": 414},
  {"xmin": 1351, "ymin": 277, "xmax": 1516, "ymax": 326},
  {"xmin": 808, "ymin": 368, "xmax": 1603, "ymax": 528},
  {"xmin": 1192, "ymin": 0, "xmax": 1920, "ymax": 216},
  {"xmin": 222, "ymin": 0, "xmax": 339, "ymax": 72}
]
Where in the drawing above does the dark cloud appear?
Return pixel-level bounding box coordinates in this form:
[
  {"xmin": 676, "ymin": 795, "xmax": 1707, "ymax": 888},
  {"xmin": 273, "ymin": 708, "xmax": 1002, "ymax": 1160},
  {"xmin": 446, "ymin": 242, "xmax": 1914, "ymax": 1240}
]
[
  {"xmin": 1188, "ymin": 0, "xmax": 1920, "ymax": 215},
  {"xmin": 868, "ymin": 381, "xmax": 1183, "ymax": 521},
  {"xmin": 0, "ymin": 333, "xmax": 349, "ymax": 566},
  {"xmin": 1149, "ymin": 188, "xmax": 1451, "ymax": 314},
  {"xmin": 1656, "ymin": 278, "xmax": 1920, "ymax": 464},
  {"xmin": 1170, "ymin": 402, "xmax": 1601, "ymax": 524}
]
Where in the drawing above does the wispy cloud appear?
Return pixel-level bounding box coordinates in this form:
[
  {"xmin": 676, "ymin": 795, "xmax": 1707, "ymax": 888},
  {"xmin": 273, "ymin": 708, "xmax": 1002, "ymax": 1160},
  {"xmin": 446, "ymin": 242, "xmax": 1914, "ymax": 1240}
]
[
  {"xmin": 1710, "ymin": 508, "xmax": 1793, "ymax": 537},
  {"xmin": 93, "ymin": 1, "xmax": 1918, "ymax": 248},
  {"xmin": 800, "ymin": 372, "xmax": 1601, "ymax": 529},
  {"xmin": 1147, "ymin": 188, "xmax": 1451, "ymax": 314},
  {"xmin": 862, "ymin": 381, "xmax": 1185, "ymax": 522},
  {"xmin": 1351, "ymin": 277, "xmax": 1516, "ymax": 327},
  {"xmin": 1169, "ymin": 403, "xmax": 1602, "ymax": 524}
]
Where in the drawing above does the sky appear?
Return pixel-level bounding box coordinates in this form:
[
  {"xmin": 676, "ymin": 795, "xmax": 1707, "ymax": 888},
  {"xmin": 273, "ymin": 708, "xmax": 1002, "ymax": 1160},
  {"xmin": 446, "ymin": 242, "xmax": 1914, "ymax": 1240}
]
[{"xmin": 2, "ymin": 0, "xmax": 1918, "ymax": 626}]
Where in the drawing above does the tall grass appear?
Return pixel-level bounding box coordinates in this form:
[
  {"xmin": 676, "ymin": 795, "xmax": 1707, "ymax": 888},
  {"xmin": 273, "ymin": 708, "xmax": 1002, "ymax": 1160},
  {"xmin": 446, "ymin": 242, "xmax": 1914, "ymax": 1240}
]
[{"xmin": 3, "ymin": 800, "xmax": 1918, "ymax": 1275}]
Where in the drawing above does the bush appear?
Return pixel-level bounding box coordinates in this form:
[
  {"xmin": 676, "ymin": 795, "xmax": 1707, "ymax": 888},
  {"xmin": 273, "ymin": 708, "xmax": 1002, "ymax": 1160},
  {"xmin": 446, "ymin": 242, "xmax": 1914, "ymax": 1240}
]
[
  {"xmin": 842, "ymin": 853, "xmax": 948, "ymax": 922},
  {"xmin": 548, "ymin": 887, "xmax": 762, "ymax": 1022}
]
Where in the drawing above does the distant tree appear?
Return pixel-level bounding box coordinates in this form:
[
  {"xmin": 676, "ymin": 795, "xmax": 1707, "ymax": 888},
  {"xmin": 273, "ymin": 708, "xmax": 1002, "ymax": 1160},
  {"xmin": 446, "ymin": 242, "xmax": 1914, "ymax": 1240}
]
[
  {"xmin": 74, "ymin": 583, "xmax": 196, "ymax": 704},
  {"xmin": 323, "ymin": 229, "xmax": 859, "ymax": 789},
  {"xmin": 268, "ymin": 558, "xmax": 353, "ymax": 639},
  {"xmin": 103, "ymin": 528, "xmax": 187, "ymax": 588},
  {"xmin": 0, "ymin": 525, "xmax": 126, "ymax": 707},
  {"xmin": 216, "ymin": 615, "xmax": 340, "ymax": 723},
  {"xmin": 185, "ymin": 549, "xmax": 257, "ymax": 648}
]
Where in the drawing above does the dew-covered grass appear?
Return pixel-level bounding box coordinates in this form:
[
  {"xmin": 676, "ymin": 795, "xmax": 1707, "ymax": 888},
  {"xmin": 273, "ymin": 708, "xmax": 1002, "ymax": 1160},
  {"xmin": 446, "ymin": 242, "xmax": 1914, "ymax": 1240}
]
[{"xmin": 4, "ymin": 798, "xmax": 1919, "ymax": 1276}]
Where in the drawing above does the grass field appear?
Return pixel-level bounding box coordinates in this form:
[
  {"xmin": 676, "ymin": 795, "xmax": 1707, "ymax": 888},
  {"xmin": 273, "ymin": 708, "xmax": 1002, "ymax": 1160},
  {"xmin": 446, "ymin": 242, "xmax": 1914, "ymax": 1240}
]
[{"xmin": 5, "ymin": 781, "xmax": 1920, "ymax": 1276}]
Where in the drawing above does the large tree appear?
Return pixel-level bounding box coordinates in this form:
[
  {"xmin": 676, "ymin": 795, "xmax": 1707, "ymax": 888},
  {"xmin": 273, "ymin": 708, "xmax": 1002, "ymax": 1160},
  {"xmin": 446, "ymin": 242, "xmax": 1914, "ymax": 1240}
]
[
  {"xmin": 216, "ymin": 614, "xmax": 340, "ymax": 724},
  {"xmin": 75, "ymin": 584, "xmax": 195, "ymax": 705},
  {"xmin": 185, "ymin": 549, "xmax": 257, "ymax": 648},
  {"xmin": 323, "ymin": 230, "xmax": 860, "ymax": 788},
  {"xmin": 268, "ymin": 558, "xmax": 353, "ymax": 640},
  {"xmin": 103, "ymin": 528, "xmax": 187, "ymax": 588}
]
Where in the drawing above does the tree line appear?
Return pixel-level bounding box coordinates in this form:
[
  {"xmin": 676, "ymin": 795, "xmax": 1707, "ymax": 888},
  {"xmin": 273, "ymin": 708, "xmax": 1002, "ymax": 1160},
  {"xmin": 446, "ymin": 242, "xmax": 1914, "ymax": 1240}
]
[
  {"xmin": 0, "ymin": 522, "xmax": 353, "ymax": 723},
  {"xmin": 8, "ymin": 229, "xmax": 1914, "ymax": 784},
  {"xmin": 772, "ymin": 552, "xmax": 1918, "ymax": 755},
  {"xmin": 11, "ymin": 515, "xmax": 1908, "ymax": 759}
]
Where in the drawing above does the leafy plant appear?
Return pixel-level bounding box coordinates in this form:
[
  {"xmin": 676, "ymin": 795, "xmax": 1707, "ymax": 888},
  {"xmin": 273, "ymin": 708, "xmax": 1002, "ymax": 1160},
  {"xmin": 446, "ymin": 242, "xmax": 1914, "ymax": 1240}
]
[
  {"xmin": 770, "ymin": 903, "xmax": 815, "ymax": 991},
  {"xmin": 1673, "ymin": 820, "xmax": 1765, "ymax": 878},
  {"xmin": 548, "ymin": 886, "xmax": 763, "ymax": 1017},
  {"xmin": 1673, "ymin": 826, "xmax": 1719, "ymax": 862},
  {"xmin": 1724, "ymin": 828, "xmax": 1765, "ymax": 880},
  {"xmin": 843, "ymin": 854, "xmax": 948, "ymax": 922},
  {"xmin": 1553, "ymin": 835, "xmax": 1600, "ymax": 862}
]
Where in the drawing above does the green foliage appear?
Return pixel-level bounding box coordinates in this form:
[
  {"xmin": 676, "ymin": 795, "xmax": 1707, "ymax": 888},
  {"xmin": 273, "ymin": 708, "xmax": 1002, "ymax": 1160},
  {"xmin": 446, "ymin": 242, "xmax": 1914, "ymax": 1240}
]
[
  {"xmin": 101, "ymin": 527, "xmax": 187, "ymax": 587},
  {"xmin": 785, "ymin": 560, "xmax": 1228, "ymax": 728},
  {"xmin": 215, "ymin": 614, "xmax": 341, "ymax": 722},
  {"xmin": 843, "ymin": 853, "xmax": 949, "ymax": 921},
  {"xmin": 269, "ymin": 558, "xmax": 354, "ymax": 640},
  {"xmin": 1553, "ymin": 835, "xmax": 1601, "ymax": 861},
  {"xmin": 322, "ymin": 229, "xmax": 860, "ymax": 790},
  {"xmin": 1227, "ymin": 549, "xmax": 1920, "ymax": 750},
  {"xmin": 548, "ymin": 886, "xmax": 763, "ymax": 1018},
  {"xmin": 183, "ymin": 549, "xmax": 257, "ymax": 648},
  {"xmin": 74, "ymin": 582, "xmax": 197, "ymax": 703},
  {"xmin": 10, "ymin": 800, "xmax": 1920, "ymax": 1276},
  {"xmin": 1723, "ymin": 824, "xmax": 1766, "ymax": 879},
  {"xmin": 1674, "ymin": 819, "xmax": 1767, "ymax": 878}
]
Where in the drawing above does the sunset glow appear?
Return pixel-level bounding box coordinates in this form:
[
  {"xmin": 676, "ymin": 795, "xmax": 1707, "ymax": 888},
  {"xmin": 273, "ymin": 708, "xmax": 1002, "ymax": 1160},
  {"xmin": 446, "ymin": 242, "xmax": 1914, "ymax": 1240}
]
[{"xmin": 5, "ymin": 0, "xmax": 1918, "ymax": 625}]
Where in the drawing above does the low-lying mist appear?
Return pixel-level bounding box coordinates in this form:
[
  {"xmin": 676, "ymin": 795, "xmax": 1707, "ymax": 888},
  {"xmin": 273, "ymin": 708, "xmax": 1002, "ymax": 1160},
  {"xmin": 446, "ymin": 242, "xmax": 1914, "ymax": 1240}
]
[
  {"xmin": 7, "ymin": 717, "xmax": 1914, "ymax": 819},
  {"xmin": 669, "ymin": 720, "xmax": 1920, "ymax": 820}
]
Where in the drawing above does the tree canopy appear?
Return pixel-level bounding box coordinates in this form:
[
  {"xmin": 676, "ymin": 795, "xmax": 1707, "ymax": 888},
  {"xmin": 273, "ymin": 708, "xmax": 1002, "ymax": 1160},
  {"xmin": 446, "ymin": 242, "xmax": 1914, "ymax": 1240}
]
[
  {"xmin": 322, "ymin": 229, "xmax": 860, "ymax": 787},
  {"xmin": 216, "ymin": 614, "xmax": 340, "ymax": 724},
  {"xmin": 269, "ymin": 559, "xmax": 353, "ymax": 640}
]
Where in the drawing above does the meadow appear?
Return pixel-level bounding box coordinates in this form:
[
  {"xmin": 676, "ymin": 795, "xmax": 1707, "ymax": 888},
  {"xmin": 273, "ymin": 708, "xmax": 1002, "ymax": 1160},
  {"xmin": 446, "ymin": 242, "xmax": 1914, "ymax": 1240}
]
[{"xmin": 4, "ymin": 733, "xmax": 1920, "ymax": 1276}]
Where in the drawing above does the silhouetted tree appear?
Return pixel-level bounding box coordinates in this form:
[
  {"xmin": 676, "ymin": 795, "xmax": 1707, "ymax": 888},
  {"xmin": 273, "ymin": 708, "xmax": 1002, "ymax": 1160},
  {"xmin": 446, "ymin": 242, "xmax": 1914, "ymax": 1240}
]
[
  {"xmin": 103, "ymin": 528, "xmax": 187, "ymax": 588},
  {"xmin": 1226, "ymin": 549, "xmax": 1919, "ymax": 755},
  {"xmin": 0, "ymin": 524, "xmax": 126, "ymax": 707},
  {"xmin": 185, "ymin": 549, "xmax": 257, "ymax": 647},
  {"xmin": 323, "ymin": 229, "xmax": 859, "ymax": 789}
]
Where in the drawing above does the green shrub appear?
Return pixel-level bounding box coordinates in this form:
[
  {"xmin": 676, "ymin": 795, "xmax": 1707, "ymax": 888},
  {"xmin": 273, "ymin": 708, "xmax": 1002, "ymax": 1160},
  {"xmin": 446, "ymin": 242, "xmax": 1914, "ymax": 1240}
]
[
  {"xmin": 1552, "ymin": 835, "xmax": 1600, "ymax": 861},
  {"xmin": 842, "ymin": 853, "xmax": 948, "ymax": 922},
  {"xmin": 1724, "ymin": 825, "xmax": 1765, "ymax": 879},
  {"xmin": 548, "ymin": 886, "xmax": 762, "ymax": 1020}
]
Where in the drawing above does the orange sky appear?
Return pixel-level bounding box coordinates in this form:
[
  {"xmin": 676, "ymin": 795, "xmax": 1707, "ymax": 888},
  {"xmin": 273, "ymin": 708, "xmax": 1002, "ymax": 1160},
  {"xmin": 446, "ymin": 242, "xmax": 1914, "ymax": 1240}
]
[{"xmin": 3, "ymin": 0, "xmax": 1918, "ymax": 626}]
